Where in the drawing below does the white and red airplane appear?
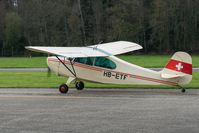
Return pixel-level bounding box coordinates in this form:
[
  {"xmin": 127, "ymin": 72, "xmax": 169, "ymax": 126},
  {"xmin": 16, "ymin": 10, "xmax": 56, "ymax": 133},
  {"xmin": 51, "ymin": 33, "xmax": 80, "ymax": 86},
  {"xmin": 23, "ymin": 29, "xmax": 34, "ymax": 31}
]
[{"xmin": 26, "ymin": 41, "xmax": 192, "ymax": 93}]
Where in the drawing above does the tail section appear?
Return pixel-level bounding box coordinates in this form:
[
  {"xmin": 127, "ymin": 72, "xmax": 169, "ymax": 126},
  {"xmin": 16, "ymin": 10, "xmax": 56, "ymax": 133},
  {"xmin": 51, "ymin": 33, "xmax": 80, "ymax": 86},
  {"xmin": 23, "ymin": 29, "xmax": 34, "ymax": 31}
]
[{"xmin": 161, "ymin": 52, "xmax": 192, "ymax": 85}]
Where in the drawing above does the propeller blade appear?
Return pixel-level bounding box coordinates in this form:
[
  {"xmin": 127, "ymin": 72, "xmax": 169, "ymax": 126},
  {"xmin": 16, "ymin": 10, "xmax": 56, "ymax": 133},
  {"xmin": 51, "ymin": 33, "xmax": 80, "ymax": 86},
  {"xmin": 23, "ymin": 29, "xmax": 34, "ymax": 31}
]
[{"xmin": 47, "ymin": 67, "xmax": 51, "ymax": 77}]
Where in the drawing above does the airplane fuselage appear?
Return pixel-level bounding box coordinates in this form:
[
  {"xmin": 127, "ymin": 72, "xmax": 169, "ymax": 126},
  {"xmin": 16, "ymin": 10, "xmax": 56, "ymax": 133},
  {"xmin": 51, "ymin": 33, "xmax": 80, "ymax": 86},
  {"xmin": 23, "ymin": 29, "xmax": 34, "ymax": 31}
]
[{"xmin": 47, "ymin": 56, "xmax": 179, "ymax": 86}]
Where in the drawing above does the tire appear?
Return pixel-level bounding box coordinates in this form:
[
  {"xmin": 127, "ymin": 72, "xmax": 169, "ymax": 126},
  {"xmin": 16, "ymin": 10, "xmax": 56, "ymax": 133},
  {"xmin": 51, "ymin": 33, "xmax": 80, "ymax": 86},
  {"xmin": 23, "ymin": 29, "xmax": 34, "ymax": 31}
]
[
  {"xmin": 59, "ymin": 84, "xmax": 69, "ymax": 94},
  {"xmin": 181, "ymin": 88, "xmax": 186, "ymax": 93},
  {"xmin": 75, "ymin": 81, "xmax": 84, "ymax": 90}
]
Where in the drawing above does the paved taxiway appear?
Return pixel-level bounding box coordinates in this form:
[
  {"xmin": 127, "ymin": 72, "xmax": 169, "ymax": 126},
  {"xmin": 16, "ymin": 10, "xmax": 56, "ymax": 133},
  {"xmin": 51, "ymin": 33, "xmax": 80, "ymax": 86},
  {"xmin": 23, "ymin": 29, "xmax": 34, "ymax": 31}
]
[{"xmin": 0, "ymin": 88, "xmax": 199, "ymax": 133}]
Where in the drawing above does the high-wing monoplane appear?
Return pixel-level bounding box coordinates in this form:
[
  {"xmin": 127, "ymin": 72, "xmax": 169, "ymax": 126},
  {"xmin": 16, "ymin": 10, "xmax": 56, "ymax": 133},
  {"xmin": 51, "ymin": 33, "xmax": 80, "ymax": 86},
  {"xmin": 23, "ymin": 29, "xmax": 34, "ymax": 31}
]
[{"xmin": 26, "ymin": 41, "xmax": 192, "ymax": 93}]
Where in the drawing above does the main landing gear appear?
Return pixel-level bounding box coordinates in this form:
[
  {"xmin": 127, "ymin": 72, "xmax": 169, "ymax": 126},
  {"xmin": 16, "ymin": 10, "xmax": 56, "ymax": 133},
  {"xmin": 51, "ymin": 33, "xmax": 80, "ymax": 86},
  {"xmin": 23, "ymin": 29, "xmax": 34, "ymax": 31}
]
[
  {"xmin": 55, "ymin": 56, "xmax": 84, "ymax": 94},
  {"xmin": 59, "ymin": 77, "xmax": 85, "ymax": 94},
  {"xmin": 59, "ymin": 84, "xmax": 68, "ymax": 94},
  {"xmin": 75, "ymin": 81, "xmax": 84, "ymax": 90}
]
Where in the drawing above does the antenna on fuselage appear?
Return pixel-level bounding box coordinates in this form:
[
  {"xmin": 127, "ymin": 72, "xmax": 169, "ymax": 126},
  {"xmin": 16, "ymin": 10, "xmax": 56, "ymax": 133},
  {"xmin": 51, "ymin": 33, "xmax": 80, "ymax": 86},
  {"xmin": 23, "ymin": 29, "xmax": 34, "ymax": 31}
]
[{"xmin": 94, "ymin": 41, "xmax": 103, "ymax": 50}]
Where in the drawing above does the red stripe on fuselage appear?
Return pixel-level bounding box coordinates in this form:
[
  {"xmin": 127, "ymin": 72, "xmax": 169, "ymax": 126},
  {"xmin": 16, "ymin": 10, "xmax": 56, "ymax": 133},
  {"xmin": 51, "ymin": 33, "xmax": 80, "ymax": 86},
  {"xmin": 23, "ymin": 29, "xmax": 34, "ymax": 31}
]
[{"xmin": 48, "ymin": 58, "xmax": 178, "ymax": 86}]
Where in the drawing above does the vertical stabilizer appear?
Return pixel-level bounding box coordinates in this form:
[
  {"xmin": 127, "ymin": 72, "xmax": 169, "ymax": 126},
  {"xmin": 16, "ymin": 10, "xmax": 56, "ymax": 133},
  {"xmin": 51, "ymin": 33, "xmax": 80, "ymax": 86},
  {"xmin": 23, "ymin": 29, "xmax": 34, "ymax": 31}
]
[{"xmin": 161, "ymin": 52, "xmax": 192, "ymax": 85}]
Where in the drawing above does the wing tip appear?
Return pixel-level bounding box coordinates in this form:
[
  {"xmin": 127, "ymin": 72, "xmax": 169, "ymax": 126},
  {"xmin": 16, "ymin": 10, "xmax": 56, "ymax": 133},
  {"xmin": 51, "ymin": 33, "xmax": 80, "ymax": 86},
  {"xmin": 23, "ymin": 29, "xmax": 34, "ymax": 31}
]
[
  {"xmin": 25, "ymin": 46, "xmax": 31, "ymax": 49},
  {"xmin": 120, "ymin": 40, "xmax": 143, "ymax": 49}
]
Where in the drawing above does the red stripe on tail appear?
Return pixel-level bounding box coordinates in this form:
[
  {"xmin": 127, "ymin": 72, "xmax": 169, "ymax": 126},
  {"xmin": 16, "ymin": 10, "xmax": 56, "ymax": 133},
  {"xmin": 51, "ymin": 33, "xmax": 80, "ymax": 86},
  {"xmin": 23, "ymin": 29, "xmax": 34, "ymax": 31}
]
[{"xmin": 165, "ymin": 59, "xmax": 192, "ymax": 75}]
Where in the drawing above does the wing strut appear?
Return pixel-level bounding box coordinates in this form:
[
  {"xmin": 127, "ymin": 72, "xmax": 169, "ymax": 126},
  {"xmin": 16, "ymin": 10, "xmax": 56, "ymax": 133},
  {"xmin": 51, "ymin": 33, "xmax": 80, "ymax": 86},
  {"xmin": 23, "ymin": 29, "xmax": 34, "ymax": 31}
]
[
  {"xmin": 56, "ymin": 56, "xmax": 76, "ymax": 77},
  {"xmin": 70, "ymin": 59, "xmax": 76, "ymax": 77}
]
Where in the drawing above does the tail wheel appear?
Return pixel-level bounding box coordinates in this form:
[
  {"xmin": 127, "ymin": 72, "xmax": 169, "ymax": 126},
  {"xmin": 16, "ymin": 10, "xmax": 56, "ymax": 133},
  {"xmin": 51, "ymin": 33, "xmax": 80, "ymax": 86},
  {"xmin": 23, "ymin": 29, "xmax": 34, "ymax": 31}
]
[
  {"xmin": 59, "ymin": 84, "xmax": 68, "ymax": 94},
  {"xmin": 181, "ymin": 88, "xmax": 186, "ymax": 93},
  {"xmin": 75, "ymin": 81, "xmax": 84, "ymax": 90}
]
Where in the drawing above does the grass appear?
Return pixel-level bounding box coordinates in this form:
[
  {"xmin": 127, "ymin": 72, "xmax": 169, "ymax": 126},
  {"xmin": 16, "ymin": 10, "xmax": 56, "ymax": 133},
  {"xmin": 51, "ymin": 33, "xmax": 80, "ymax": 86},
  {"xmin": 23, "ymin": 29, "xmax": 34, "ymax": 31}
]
[
  {"xmin": 0, "ymin": 71, "xmax": 198, "ymax": 88},
  {"xmin": 0, "ymin": 55, "xmax": 198, "ymax": 88},
  {"xmin": 0, "ymin": 57, "xmax": 47, "ymax": 68},
  {"xmin": 119, "ymin": 55, "xmax": 199, "ymax": 68},
  {"xmin": 0, "ymin": 55, "xmax": 199, "ymax": 68}
]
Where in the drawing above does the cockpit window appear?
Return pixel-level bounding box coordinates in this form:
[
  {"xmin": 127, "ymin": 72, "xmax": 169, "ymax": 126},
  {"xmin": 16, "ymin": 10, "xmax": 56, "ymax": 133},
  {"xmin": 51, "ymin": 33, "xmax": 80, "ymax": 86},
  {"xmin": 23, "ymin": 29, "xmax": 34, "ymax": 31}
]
[
  {"xmin": 94, "ymin": 57, "xmax": 116, "ymax": 69},
  {"xmin": 74, "ymin": 58, "xmax": 87, "ymax": 64},
  {"xmin": 86, "ymin": 57, "xmax": 95, "ymax": 65},
  {"xmin": 74, "ymin": 57, "xmax": 94, "ymax": 66},
  {"xmin": 68, "ymin": 57, "xmax": 73, "ymax": 61},
  {"xmin": 73, "ymin": 57, "xmax": 116, "ymax": 69}
]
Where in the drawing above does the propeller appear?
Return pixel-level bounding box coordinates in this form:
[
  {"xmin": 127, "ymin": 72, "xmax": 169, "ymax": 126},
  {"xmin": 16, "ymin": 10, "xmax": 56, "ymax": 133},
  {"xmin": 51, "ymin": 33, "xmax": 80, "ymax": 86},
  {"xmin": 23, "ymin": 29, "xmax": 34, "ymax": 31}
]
[
  {"xmin": 47, "ymin": 67, "xmax": 51, "ymax": 77},
  {"xmin": 47, "ymin": 54, "xmax": 52, "ymax": 77}
]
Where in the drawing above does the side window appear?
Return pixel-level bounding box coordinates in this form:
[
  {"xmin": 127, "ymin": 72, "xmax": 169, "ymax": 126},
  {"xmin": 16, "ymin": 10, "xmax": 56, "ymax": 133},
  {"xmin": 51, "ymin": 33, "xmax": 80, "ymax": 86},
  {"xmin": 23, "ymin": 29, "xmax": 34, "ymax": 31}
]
[
  {"xmin": 94, "ymin": 57, "xmax": 116, "ymax": 69},
  {"xmin": 86, "ymin": 57, "xmax": 95, "ymax": 66},
  {"xmin": 68, "ymin": 57, "xmax": 73, "ymax": 61},
  {"xmin": 74, "ymin": 57, "xmax": 94, "ymax": 66},
  {"xmin": 74, "ymin": 58, "xmax": 87, "ymax": 64}
]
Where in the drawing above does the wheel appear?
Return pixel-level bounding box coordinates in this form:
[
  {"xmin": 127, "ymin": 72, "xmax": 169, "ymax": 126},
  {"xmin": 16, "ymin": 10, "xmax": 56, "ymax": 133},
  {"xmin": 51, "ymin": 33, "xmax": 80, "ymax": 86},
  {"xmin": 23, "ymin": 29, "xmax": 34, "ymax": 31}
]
[
  {"xmin": 181, "ymin": 88, "xmax": 186, "ymax": 93},
  {"xmin": 75, "ymin": 81, "xmax": 84, "ymax": 90},
  {"xmin": 59, "ymin": 84, "xmax": 68, "ymax": 94}
]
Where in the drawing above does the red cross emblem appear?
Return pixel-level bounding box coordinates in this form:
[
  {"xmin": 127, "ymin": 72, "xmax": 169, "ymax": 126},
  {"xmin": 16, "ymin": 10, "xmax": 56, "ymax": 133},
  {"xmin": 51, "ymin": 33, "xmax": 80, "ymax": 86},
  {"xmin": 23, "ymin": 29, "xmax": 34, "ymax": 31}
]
[{"xmin": 165, "ymin": 59, "xmax": 192, "ymax": 75}]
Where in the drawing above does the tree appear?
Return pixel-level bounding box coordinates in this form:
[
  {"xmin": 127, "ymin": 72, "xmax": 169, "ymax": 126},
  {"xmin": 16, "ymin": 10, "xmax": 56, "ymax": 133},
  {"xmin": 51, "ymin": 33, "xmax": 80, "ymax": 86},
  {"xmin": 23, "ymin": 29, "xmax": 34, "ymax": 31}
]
[
  {"xmin": 80, "ymin": 0, "xmax": 95, "ymax": 45},
  {"xmin": 5, "ymin": 12, "xmax": 24, "ymax": 56},
  {"xmin": 0, "ymin": 0, "xmax": 199, "ymax": 56}
]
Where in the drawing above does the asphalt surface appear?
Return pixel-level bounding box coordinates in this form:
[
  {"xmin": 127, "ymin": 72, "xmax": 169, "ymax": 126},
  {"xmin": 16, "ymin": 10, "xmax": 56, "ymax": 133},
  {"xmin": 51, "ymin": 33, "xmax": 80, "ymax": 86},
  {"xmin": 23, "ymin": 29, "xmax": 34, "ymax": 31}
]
[
  {"xmin": 0, "ymin": 68, "xmax": 199, "ymax": 72},
  {"xmin": 0, "ymin": 88, "xmax": 199, "ymax": 133}
]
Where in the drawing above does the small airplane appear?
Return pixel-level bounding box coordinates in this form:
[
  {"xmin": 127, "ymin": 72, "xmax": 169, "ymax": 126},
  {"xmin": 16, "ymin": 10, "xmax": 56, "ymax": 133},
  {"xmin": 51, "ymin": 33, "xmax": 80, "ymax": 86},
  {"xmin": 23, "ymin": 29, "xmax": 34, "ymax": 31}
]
[{"xmin": 25, "ymin": 41, "xmax": 192, "ymax": 93}]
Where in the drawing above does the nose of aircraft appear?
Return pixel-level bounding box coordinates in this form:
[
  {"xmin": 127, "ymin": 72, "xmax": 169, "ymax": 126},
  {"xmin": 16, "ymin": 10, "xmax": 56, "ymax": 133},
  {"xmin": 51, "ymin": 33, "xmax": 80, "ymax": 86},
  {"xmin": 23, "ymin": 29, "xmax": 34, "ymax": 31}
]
[{"xmin": 46, "ymin": 56, "xmax": 57, "ymax": 73}]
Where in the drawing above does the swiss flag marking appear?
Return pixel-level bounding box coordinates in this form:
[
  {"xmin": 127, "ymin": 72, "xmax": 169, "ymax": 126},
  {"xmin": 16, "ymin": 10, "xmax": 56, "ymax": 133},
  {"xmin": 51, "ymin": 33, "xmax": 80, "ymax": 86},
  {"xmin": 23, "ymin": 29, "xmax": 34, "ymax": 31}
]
[
  {"xmin": 165, "ymin": 59, "xmax": 192, "ymax": 75},
  {"xmin": 176, "ymin": 63, "xmax": 183, "ymax": 70}
]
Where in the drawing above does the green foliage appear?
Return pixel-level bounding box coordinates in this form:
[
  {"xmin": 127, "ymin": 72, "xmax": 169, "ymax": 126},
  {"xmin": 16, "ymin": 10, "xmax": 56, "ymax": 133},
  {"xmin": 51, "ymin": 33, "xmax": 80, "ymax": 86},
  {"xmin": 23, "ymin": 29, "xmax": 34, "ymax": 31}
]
[
  {"xmin": 150, "ymin": 0, "xmax": 198, "ymax": 52},
  {"xmin": 0, "ymin": 0, "xmax": 199, "ymax": 56},
  {"xmin": 4, "ymin": 12, "xmax": 26, "ymax": 56}
]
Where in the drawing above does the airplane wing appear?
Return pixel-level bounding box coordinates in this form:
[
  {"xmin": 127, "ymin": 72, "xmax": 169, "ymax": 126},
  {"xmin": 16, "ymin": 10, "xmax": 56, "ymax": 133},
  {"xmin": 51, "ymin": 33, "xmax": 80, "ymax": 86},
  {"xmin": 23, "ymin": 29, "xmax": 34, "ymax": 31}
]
[{"xmin": 25, "ymin": 41, "xmax": 142, "ymax": 57}]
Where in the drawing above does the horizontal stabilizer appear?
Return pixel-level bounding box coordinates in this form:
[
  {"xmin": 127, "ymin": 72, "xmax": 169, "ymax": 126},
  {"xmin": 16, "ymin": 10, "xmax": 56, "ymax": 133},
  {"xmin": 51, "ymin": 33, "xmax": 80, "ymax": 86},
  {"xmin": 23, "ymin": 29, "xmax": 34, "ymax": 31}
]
[{"xmin": 161, "ymin": 73, "xmax": 185, "ymax": 79}]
